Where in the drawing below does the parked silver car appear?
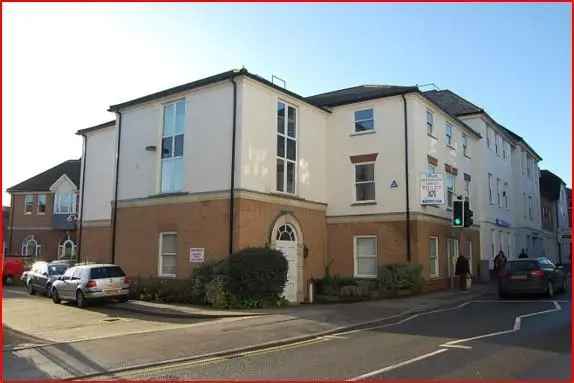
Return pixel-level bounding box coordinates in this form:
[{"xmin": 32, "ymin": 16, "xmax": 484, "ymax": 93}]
[{"xmin": 51, "ymin": 264, "xmax": 130, "ymax": 307}]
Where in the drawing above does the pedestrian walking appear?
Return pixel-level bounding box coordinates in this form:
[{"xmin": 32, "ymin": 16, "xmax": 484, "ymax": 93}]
[
  {"xmin": 494, "ymin": 250, "xmax": 507, "ymax": 277},
  {"xmin": 455, "ymin": 255, "xmax": 470, "ymax": 290},
  {"xmin": 518, "ymin": 248, "xmax": 528, "ymax": 259}
]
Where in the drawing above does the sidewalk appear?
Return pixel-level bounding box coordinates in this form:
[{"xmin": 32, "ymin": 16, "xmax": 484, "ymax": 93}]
[{"xmin": 116, "ymin": 282, "xmax": 495, "ymax": 323}]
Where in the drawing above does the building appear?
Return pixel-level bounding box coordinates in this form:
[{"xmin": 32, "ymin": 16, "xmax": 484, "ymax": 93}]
[
  {"xmin": 6, "ymin": 160, "xmax": 81, "ymax": 260},
  {"xmin": 423, "ymin": 90, "xmax": 543, "ymax": 265},
  {"xmin": 3, "ymin": 206, "xmax": 10, "ymax": 255},
  {"xmin": 79, "ymin": 68, "xmax": 482, "ymax": 302},
  {"xmin": 539, "ymin": 170, "xmax": 571, "ymax": 264}
]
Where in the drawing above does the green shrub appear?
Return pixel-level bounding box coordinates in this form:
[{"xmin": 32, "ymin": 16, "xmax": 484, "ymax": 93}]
[
  {"xmin": 316, "ymin": 274, "xmax": 358, "ymax": 296},
  {"xmin": 378, "ymin": 264, "xmax": 423, "ymax": 295},
  {"xmin": 226, "ymin": 247, "xmax": 288, "ymax": 300},
  {"xmin": 206, "ymin": 276, "xmax": 234, "ymax": 308}
]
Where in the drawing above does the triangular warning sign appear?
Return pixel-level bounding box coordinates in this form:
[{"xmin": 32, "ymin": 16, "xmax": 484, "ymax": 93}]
[{"xmin": 390, "ymin": 180, "xmax": 398, "ymax": 188}]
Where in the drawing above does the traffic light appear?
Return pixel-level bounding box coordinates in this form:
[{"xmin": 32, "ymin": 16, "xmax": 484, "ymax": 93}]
[
  {"xmin": 452, "ymin": 200, "xmax": 464, "ymax": 227},
  {"xmin": 464, "ymin": 200, "xmax": 474, "ymax": 227}
]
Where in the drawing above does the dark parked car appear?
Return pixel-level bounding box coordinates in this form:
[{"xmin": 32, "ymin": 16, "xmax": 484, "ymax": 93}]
[
  {"xmin": 25, "ymin": 261, "xmax": 71, "ymax": 297},
  {"xmin": 498, "ymin": 257, "xmax": 567, "ymax": 298}
]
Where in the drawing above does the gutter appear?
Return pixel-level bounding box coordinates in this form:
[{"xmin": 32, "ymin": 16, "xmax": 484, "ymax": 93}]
[
  {"xmin": 401, "ymin": 94, "xmax": 411, "ymax": 262},
  {"xmin": 77, "ymin": 134, "xmax": 88, "ymax": 262},
  {"xmin": 229, "ymin": 75, "xmax": 238, "ymax": 255},
  {"xmin": 111, "ymin": 114, "xmax": 122, "ymax": 264}
]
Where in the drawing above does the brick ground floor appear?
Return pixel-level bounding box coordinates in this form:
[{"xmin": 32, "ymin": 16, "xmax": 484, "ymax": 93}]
[
  {"xmin": 7, "ymin": 228, "xmax": 77, "ymax": 261},
  {"xmin": 80, "ymin": 191, "xmax": 482, "ymax": 302}
]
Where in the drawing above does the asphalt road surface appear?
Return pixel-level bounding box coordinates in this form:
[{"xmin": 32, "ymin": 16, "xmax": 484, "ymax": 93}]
[{"xmin": 113, "ymin": 298, "xmax": 571, "ymax": 380}]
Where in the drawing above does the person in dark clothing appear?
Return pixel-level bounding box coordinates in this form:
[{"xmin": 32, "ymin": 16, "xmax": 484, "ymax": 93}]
[
  {"xmin": 494, "ymin": 250, "xmax": 508, "ymax": 277},
  {"xmin": 518, "ymin": 248, "xmax": 528, "ymax": 259},
  {"xmin": 455, "ymin": 255, "xmax": 470, "ymax": 290}
]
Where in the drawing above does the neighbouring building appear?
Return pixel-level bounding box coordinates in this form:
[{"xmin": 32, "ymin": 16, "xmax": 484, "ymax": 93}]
[
  {"xmin": 423, "ymin": 90, "xmax": 543, "ymax": 266},
  {"xmin": 6, "ymin": 160, "xmax": 81, "ymax": 260},
  {"xmin": 79, "ymin": 69, "xmax": 483, "ymax": 302},
  {"xmin": 539, "ymin": 170, "xmax": 571, "ymax": 264},
  {"xmin": 3, "ymin": 206, "xmax": 10, "ymax": 255}
]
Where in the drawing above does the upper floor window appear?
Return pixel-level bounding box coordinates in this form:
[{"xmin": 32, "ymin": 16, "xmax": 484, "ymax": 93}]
[
  {"xmin": 354, "ymin": 109, "xmax": 374, "ymax": 133},
  {"xmin": 496, "ymin": 178, "xmax": 501, "ymax": 207},
  {"xmin": 502, "ymin": 140, "xmax": 507, "ymax": 160},
  {"xmin": 495, "ymin": 134, "xmax": 500, "ymax": 156},
  {"xmin": 24, "ymin": 195, "xmax": 33, "ymax": 214},
  {"xmin": 276, "ymin": 101, "xmax": 297, "ymax": 193},
  {"xmin": 462, "ymin": 134, "xmax": 469, "ymax": 157},
  {"xmin": 161, "ymin": 99, "xmax": 185, "ymax": 193},
  {"xmin": 426, "ymin": 110, "xmax": 434, "ymax": 136},
  {"xmin": 486, "ymin": 127, "xmax": 493, "ymax": 149},
  {"xmin": 528, "ymin": 195, "xmax": 533, "ymax": 220},
  {"xmin": 446, "ymin": 172, "xmax": 455, "ymax": 209},
  {"xmin": 464, "ymin": 174, "xmax": 471, "ymax": 199},
  {"xmin": 503, "ymin": 182, "xmax": 509, "ymax": 209},
  {"xmin": 54, "ymin": 192, "xmax": 76, "ymax": 214},
  {"xmin": 445, "ymin": 123, "xmax": 454, "ymax": 147},
  {"xmin": 37, "ymin": 194, "xmax": 46, "ymax": 214},
  {"xmin": 355, "ymin": 162, "xmax": 375, "ymax": 202},
  {"xmin": 488, "ymin": 173, "xmax": 494, "ymax": 205},
  {"xmin": 521, "ymin": 151, "xmax": 527, "ymax": 175}
]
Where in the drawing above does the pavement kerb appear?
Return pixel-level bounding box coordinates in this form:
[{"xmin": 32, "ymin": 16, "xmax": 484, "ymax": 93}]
[
  {"xmin": 69, "ymin": 290, "xmax": 490, "ymax": 381},
  {"xmin": 113, "ymin": 302, "xmax": 271, "ymax": 319}
]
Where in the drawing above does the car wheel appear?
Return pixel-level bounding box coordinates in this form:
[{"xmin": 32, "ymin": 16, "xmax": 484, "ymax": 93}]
[
  {"xmin": 76, "ymin": 290, "xmax": 87, "ymax": 308},
  {"xmin": 4, "ymin": 275, "xmax": 13, "ymax": 286},
  {"xmin": 46, "ymin": 284, "xmax": 52, "ymax": 298},
  {"xmin": 27, "ymin": 282, "xmax": 36, "ymax": 295},
  {"xmin": 546, "ymin": 281, "xmax": 555, "ymax": 298},
  {"xmin": 52, "ymin": 288, "xmax": 61, "ymax": 304},
  {"xmin": 118, "ymin": 296, "xmax": 129, "ymax": 303}
]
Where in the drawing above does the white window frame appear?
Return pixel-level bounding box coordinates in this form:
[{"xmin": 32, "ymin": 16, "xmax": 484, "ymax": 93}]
[
  {"xmin": 462, "ymin": 133, "xmax": 469, "ymax": 157},
  {"xmin": 37, "ymin": 194, "xmax": 47, "ymax": 215},
  {"xmin": 496, "ymin": 178, "xmax": 501, "ymax": 207},
  {"xmin": 429, "ymin": 236, "xmax": 439, "ymax": 278},
  {"xmin": 446, "ymin": 172, "xmax": 455, "ymax": 209},
  {"xmin": 447, "ymin": 238, "xmax": 459, "ymax": 277},
  {"xmin": 353, "ymin": 108, "xmax": 375, "ymax": 134},
  {"xmin": 21, "ymin": 237, "xmax": 40, "ymax": 257},
  {"xmin": 503, "ymin": 181, "xmax": 509, "ymax": 209},
  {"xmin": 426, "ymin": 109, "xmax": 434, "ymax": 136},
  {"xmin": 158, "ymin": 232, "xmax": 177, "ymax": 278},
  {"xmin": 488, "ymin": 173, "xmax": 494, "ymax": 205},
  {"xmin": 354, "ymin": 161, "xmax": 376, "ymax": 203},
  {"xmin": 528, "ymin": 195, "xmax": 533, "ymax": 220},
  {"xmin": 160, "ymin": 98, "xmax": 186, "ymax": 194},
  {"xmin": 523, "ymin": 192, "xmax": 527, "ymax": 219},
  {"xmin": 58, "ymin": 239, "xmax": 76, "ymax": 260},
  {"xmin": 353, "ymin": 235, "xmax": 378, "ymax": 279},
  {"xmin": 428, "ymin": 162, "xmax": 437, "ymax": 175},
  {"xmin": 464, "ymin": 178, "xmax": 471, "ymax": 199},
  {"xmin": 495, "ymin": 134, "xmax": 500, "ymax": 156},
  {"xmin": 24, "ymin": 194, "xmax": 34, "ymax": 215},
  {"xmin": 276, "ymin": 100, "xmax": 298, "ymax": 194},
  {"xmin": 486, "ymin": 127, "xmax": 493, "ymax": 149},
  {"xmin": 54, "ymin": 192, "xmax": 77, "ymax": 215},
  {"xmin": 445, "ymin": 123, "xmax": 454, "ymax": 147}
]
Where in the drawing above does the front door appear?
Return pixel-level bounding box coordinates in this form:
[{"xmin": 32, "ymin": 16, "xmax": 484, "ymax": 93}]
[{"xmin": 275, "ymin": 240, "xmax": 298, "ymax": 303}]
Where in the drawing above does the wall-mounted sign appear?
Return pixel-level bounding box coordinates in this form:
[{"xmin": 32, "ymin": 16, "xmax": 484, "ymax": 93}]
[
  {"xmin": 420, "ymin": 173, "xmax": 444, "ymax": 205},
  {"xmin": 189, "ymin": 248, "xmax": 205, "ymax": 263},
  {"xmin": 390, "ymin": 180, "xmax": 398, "ymax": 188}
]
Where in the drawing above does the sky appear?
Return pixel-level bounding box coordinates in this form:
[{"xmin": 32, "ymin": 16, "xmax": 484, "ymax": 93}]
[{"xmin": 2, "ymin": 3, "xmax": 571, "ymax": 205}]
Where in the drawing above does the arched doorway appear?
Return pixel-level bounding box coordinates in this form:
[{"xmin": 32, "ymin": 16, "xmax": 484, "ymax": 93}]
[
  {"xmin": 21, "ymin": 236, "xmax": 40, "ymax": 257},
  {"xmin": 58, "ymin": 239, "xmax": 76, "ymax": 260},
  {"xmin": 270, "ymin": 214, "xmax": 303, "ymax": 303}
]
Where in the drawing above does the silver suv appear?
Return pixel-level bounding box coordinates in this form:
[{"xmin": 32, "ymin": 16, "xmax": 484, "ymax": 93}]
[{"xmin": 51, "ymin": 264, "xmax": 130, "ymax": 307}]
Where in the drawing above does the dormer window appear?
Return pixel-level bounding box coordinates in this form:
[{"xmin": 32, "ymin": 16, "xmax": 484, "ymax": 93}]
[{"xmin": 54, "ymin": 192, "xmax": 76, "ymax": 214}]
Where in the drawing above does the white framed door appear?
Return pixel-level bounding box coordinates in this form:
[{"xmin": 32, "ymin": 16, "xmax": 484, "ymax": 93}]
[{"xmin": 275, "ymin": 240, "xmax": 298, "ymax": 302}]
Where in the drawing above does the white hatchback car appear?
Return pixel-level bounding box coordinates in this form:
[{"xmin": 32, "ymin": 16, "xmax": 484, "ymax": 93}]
[{"xmin": 51, "ymin": 264, "xmax": 130, "ymax": 307}]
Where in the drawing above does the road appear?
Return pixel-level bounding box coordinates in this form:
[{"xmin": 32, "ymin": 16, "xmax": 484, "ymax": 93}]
[
  {"xmin": 111, "ymin": 298, "xmax": 571, "ymax": 380},
  {"xmin": 3, "ymin": 285, "xmax": 571, "ymax": 380}
]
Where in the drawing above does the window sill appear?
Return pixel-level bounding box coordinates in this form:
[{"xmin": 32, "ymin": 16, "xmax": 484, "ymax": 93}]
[
  {"xmin": 351, "ymin": 201, "xmax": 377, "ymax": 206},
  {"xmin": 158, "ymin": 274, "xmax": 176, "ymax": 279},
  {"xmin": 427, "ymin": 133, "xmax": 438, "ymax": 140},
  {"xmin": 429, "ymin": 275, "xmax": 441, "ymax": 279},
  {"xmin": 24, "ymin": 212, "xmax": 32, "ymax": 215},
  {"xmin": 354, "ymin": 274, "xmax": 378, "ymax": 279},
  {"xmin": 350, "ymin": 130, "xmax": 376, "ymax": 137},
  {"xmin": 446, "ymin": 144, "xmax": 456, "ymax": 150}
]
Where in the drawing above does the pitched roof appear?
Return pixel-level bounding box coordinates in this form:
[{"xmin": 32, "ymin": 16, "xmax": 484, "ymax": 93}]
[
  {"xmin": 7, "ymin": 160, "xmax": 81, "ymax": 192},
  {"xmin": 423, "ymin": 89, "xmax": 541, "ymax": 160},
  {"xmin": 76, "ymin": 120, "xmax": 116, "ymax": 135},
  {"xmin": 540, "ymin": 169, "xmax": 565, "ymax": 201},
  {"xmin": 306, "ymin": 84, "xmax": 418, "ymax": 107},
  {"xmin": 108, "ymin": 68, "xmax": 330, "ymax": 113}
]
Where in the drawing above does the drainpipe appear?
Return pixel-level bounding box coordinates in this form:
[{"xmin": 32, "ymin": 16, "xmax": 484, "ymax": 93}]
[
  {"xmin": 111, "ymin": 113, "xmax": 122, "ymax": 264},
  {"xmin": 77, "ymin": 134, "xmax": 88, "ymax": 263},
  {"xmin": 229, "ymin": 74, "xmax": 238, "ymax": 256},
  {"xmin": 401, "ymin": 94, "xmax": 412, "ymax": 262}
]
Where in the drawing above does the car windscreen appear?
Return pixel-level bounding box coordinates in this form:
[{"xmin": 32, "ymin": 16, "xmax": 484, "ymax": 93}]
[
  {"xmin": 89, "ymin": 266, "xmax": 126, "ymax": 279},
  {"xmin": 48, "ymin": 264, "xmax": 68, "ymax": 275},
  {"xmin": 509, "ymin": 261, "xmax": 539, "ymax": 272}
]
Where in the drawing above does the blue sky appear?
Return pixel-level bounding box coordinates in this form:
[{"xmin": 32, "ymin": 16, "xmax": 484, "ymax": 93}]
[{"xmin": 3, "ymin": 3, "xmax": 571, "ymax": 204}]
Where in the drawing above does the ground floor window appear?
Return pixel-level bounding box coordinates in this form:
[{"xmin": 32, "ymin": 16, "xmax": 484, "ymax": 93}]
[
  {"xmin": 354, "ymin": 236, "xmax": 377, "ymax": 278},
  {"xmin": 21, "ymin": 237, "xmax": 41, "ymax": 257},
  {"xmin": 429, "ymin": 236, "xmax": 439, "ymax": 278},
  {"xmin": 159, "ymin": 232, "xmax": 177, "ymax": 277},
  {"xmin": 58, "ymin": 239, "xmax": 76, "ymax": 260},
  {"xmin": 447, "ymin": 238, "xmax": 459, "ymax": 277}
]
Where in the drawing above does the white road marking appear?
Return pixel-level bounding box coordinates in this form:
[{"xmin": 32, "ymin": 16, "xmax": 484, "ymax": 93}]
[
  {"xmin": 441, "ymin": 344, "xmax": 472, "ymax": 350},
  {"xmin": 348, "ymin": 349, "xmax": 449, "ymax": 381}
]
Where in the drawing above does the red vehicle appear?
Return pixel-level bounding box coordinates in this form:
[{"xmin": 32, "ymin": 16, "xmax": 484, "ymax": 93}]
[{"xmin": 2, "ymin": 257, "xmax": 25, "ymax": 285}]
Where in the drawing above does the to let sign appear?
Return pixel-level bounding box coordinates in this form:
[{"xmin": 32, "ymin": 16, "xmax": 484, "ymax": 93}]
[
  {"xmin": 420, "ymin": 173, "xmax": 445, "ymax": 205},
  {"xmin": 189, "ymin": 248, "xmax": 205, "ymax": 263}
]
